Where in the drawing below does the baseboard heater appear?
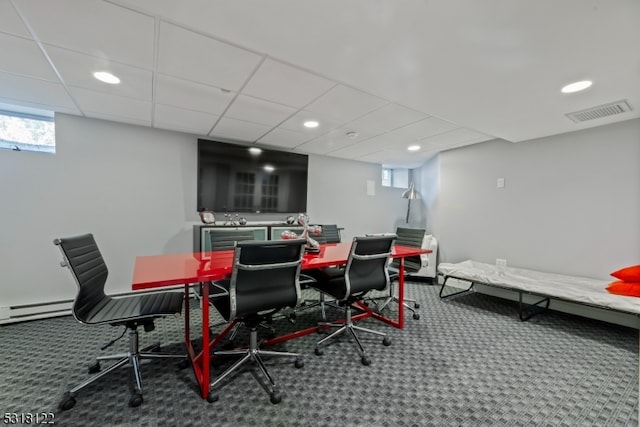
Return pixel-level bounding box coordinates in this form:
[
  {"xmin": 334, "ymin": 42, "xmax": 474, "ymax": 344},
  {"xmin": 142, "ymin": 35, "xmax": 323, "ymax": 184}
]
[
  {"xmin": 0, "ymin": 286, "xmax": 189, "ymax": 325},
  {"xmin": 0, "ymin": 299, "xmax": 73, "ymax": 325}
]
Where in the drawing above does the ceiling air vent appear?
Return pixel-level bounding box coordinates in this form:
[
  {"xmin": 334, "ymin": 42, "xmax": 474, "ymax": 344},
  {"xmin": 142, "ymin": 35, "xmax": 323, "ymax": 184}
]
[{"xmin": 566, "ymin": 100, "xmax": 633, "ymax": 123}]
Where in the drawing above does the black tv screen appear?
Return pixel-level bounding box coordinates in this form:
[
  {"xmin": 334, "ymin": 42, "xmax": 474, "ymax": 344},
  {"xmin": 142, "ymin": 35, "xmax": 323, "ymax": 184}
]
[{"xmin": 197, "ymin": 139, "xmax": 308, "ymax": 213}]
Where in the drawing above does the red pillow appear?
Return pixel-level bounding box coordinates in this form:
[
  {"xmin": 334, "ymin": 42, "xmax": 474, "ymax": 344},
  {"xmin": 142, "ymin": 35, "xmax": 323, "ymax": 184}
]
[
  {"xmin": 610, "ymin": 265, "xmax": 640, "ymax": 282},
  {"xmin": 606, "ymin": 281, "xmax": 640, "ymax": 297}
]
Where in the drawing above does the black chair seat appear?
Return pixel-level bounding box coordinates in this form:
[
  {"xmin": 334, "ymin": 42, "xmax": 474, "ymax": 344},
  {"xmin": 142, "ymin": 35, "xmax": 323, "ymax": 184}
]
[{"xmin": 85, "ymin": 293, "xmax": 183, "ymax": 325}]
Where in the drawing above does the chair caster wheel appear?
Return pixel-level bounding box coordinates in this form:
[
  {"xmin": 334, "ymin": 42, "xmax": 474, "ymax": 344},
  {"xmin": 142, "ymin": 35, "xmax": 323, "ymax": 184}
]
[
  {"xmin": 88, "ymin": 362, "xmax": 101, "ymax": 374},
  {"xmin": 207, "ymin": 393, "xmax": 219, "ymax": 403},
  {"xmin": 128, "ymin": 393, "xmax": 143, "ymax": 408},
  {"xmin": 314, "ymin": 347, "xmax": 324, "ymax": 356},
  {"xmin": 361, "ymin": 355, "xmax": 371, "ymax": 366},
  {"xmin": 270, "ymin": 391, "xmax": 282, "ymax": 404},
  {"xmin": 414, "ymin": 303, "xmax": 421, "ymax": 309},
  {"xmin": 59, "ymin": 393, "xmax": 76, "ymax": 411},
  {"xmin": 294, "ymin": 358, "xmax": 304, "ymax": 369},
  {"xmin": 413, "ymin": 313, "xmax": 420, "ymax": 320},
  {"xmin": 178, "ymin": 359, "xmax": 190, "ymax": 370},
  {"xmin": 382, "ymin": 336, "xmax": 392, "ymax": 346}
]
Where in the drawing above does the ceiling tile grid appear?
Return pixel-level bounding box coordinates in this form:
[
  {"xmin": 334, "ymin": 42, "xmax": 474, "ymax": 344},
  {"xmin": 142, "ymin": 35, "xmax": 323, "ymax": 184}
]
[{"xmin": 1, "ymin": 0, "xmax": 637, "ymax": 167}]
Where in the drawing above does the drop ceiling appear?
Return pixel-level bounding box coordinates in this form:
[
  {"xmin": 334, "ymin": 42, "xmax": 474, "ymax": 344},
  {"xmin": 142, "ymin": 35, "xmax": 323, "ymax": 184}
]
[{"xmin": 0, "ymin": 0, "xmax": 638, "ymax": 168}]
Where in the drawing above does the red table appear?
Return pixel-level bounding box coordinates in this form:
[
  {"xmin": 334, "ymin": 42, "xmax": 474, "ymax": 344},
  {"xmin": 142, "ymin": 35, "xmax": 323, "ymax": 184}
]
[{"xmin": 132, "ymin": 242, "xmax": 429, "ymax": 400}]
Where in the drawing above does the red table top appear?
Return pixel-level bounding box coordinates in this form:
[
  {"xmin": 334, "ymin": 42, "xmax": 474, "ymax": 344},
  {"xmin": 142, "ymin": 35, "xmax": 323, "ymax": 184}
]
[{"xmin": 132, "ymin": 242, "xmax": 429, "ymax": 291}]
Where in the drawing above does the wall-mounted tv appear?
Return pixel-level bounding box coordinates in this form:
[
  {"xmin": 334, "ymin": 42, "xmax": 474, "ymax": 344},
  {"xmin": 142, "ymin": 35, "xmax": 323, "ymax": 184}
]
[{"xmin": 197, "ymin": 139, "xmax": 308, "ymax": 214}]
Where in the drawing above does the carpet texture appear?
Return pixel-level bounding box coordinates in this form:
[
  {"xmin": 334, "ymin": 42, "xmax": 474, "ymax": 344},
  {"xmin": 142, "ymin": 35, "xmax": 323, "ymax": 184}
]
[{"xmin": 0, "ymin": 283, "xmax": 637, "ymax": 427}]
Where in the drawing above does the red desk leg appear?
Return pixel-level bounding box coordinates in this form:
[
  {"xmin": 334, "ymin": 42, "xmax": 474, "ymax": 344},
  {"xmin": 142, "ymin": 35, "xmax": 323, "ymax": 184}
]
[
  {"xmin": 397, "ymin": 257, "xmax": 405, "ymax": 329},
  {"xmin": 201, "ymin": 282, "xmax": 210, "ymax": 399}
]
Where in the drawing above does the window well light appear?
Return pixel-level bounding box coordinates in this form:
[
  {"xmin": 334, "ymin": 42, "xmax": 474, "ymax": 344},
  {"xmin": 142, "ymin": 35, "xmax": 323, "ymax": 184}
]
[
  {"xmin": 407, "ymin": 145, "xmax": 421, "ymax": 152},
  {"xmin": 248, "ymin": 147, "xmax": 262, "ymax": 155},
  {"xmin": 303, "ymin": 120, "xmax": 319, "ymax": 128},
  {"xmin": 93, "ymin": 71, "xmax": 121, "ymax": 85},
  {"xmin": 561, "ymin": 80, "xmax": 592, "ymax": 94}
]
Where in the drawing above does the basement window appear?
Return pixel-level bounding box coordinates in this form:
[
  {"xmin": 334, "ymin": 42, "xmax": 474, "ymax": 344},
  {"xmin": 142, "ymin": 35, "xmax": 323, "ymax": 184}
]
[
  {"xmin": 381, "ymin": 167, "xmax": 409, "ymax": 189},
  {"xmin": 0, "ymin": 109, "xmax": 55, "ymax": 154}
]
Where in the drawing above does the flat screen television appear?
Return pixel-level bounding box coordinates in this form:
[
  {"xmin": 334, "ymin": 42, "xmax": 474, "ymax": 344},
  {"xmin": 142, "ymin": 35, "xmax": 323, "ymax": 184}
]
[{"xmin": 197, "ymin": 139, "xmax": 308, "ymax": 213}]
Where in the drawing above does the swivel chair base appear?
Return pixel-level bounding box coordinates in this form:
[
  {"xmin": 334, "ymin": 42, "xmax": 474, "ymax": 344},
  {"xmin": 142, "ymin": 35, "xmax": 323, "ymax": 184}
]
[
  {"xmin": 59, "ymin": 324, "xmax": 187, "ymax": 410},
  {"xmin": 314, "ymin": 304, "xmax": 391, "ymax": 366},
  {"xmin": 210, "ymin": 323, "xmax": 304, "ymax": 404}
]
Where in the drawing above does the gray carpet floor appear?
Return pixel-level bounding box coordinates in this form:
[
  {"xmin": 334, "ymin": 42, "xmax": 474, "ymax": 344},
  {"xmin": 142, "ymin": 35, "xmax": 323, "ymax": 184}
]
[{"xmin": 0, "ymin": 283, "xmax": 637, "ymax": 427}]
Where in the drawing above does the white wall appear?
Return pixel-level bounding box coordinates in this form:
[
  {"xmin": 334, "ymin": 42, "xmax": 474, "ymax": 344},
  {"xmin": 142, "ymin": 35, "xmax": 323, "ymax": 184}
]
[
  {"xmin": 425, "ymin": 118, "xmax": 640, "ymax": 280},
  {"xmin": 0, "ymin": 114, "xmax": 406, "ymax": 310}
]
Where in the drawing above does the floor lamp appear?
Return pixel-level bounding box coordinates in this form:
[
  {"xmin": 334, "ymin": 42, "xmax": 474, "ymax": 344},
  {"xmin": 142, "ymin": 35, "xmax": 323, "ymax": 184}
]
[{"xmin": 402, "ymin": 181, "xmax": 418, "ymax": 223}]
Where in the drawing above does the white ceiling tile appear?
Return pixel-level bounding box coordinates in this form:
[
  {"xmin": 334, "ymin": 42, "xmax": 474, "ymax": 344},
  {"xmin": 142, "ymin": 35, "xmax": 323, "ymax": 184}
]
[
  {"xmin": 225, "ymin": 94, "xmax": 296, "ymax": 126},
  {"xmin": 420, "ymin": 127, "xmax": 493, "ymax": 147},
  {"xmin": 210, "ymin": 117, "xmax": 272, "ymax": 143},
  {"xmin": 347, "ymin": 103, "xmax": 428, "ymax": 134},
  {"xmin": 153, "ymin": 103, "xmax": 218, "ymax": 135},
  {"xmin": 14, "ymin": 0, "xmax": 155, "ymax": 68},
  {"xmin": 329, "ymin": 140, "xmax": 384, "ymax": 159},
  {"xmin": 0, "ymin": 34, "xmax": 58, "ymax": 80},
  {"xmin": 157, "ymin": 22, "xmax": 262, "ymax": 91},
  {"xmin": 277, "ymin": 110, "xmax": 340, "ymax": 134},
  {"xmin": 352, "ymin": 132, "xmax": 415, "ymax": 152},
  {"xmin": 155, "ymin": 74, "xmax": 234, "ymax": 115},
  {"xmin": 45, "ymin": 44, "xmax": 152, "ymax": 100},
  {"xmin": 83, "ymin": 111, "xmax": 151, "ymax": 128},
  {"xmin": 295, "ymin": 126, "xmax": 377, "ymax": 154},
  {"xmin": 69, "ymin": 87, "xmax": 151, "ymax": 122},
  {"xmin": 305, "ymin": 84, "xmax": 387, "ymax": 123},
  {"xmin": 0, "ymin": 0, "xmax": 31, "ymax": 37},
  {"xmin": 257, "ymin": 127, "xmax": 313, "ymax": 149},
  {"xmin": 0, "ymin": 71, "xmax": 77, "ymax": 110},
  {"xmin": 242, "ymin": 58, "xmax": 336, "ymax": 108},
  {"xmin": 391, "ymin": 116, "xmax": 460, "ymax": 140}
]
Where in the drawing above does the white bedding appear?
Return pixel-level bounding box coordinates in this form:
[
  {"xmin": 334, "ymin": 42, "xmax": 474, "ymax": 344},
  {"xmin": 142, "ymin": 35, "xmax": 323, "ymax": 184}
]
[{"xmin": 438, "ymin": 260, "xmax": 640, "ymax": 316}]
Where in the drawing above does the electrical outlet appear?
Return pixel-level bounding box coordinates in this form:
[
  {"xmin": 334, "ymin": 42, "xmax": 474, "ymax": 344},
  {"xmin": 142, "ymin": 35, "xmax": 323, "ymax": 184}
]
[{"xmin": 496, "ymin": 258, "xmax": 507, "ymax": 267}]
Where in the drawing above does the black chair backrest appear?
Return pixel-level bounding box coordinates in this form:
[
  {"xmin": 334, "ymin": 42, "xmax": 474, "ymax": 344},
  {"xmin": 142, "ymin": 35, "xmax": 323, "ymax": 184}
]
[
  {"xmin": 54, "ymin": 233, "xmax": 109, "ymax": 324},
  {"xmin": 391, "ymin": 227, "xmax": 426, "ymax": 272},
  {"xmin": 209, "ymin": 229, "xmax": 256, "ymax": 251},
  {"xmin": 316, "ymin": 224, "xmax": 341, "ymax": 244},
  {"xmin": 344, "ymin": 235, "xmax": 396, "ymax": 298},
  {"xmin": 228, "ymin": 239, "xmax": 306, "ymax": 319}
]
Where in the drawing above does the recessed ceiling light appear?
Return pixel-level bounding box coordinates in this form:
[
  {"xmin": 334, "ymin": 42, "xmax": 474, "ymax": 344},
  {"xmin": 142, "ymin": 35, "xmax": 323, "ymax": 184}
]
[
  {"xmin": 408, "ymin": 145, "xmax": 421, "ymax": 151},
  {"xmin": 346, "ymin": 131, "xmax": 359, "ymax": 138},
  {"xmin": 561, "ymin": 80, "xmax": 592, "ymax": 94},
  {"xmin": 248, "ymin": 147, "xmax": 262, "ymax": 155},
  {"xmin": 303, "ymin": 120, "xmax": 319, "ymax": 128},
  {"xmin": 93, "ymin": 71, "xmax": 120, "ymax": 85},
  {"xmin": 263, "ymin": 164, "xmax": 275, "ymax": 172}
]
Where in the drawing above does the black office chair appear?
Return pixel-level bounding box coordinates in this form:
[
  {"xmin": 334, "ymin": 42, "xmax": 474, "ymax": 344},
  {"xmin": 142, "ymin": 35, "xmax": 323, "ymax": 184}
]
[
  {"xmin": 209, "ymin": 239, "xmax": 307, "ymax": 404},
  {"xmin": 375, "ymin": 227, "xmax": 426, "ymax": 320},
  {"xmin": 297, "ymin": 224, "xmax": 343, "ymax": 320},
  {"xmin": 314, "ymin": 224, "xmax": 342, "ymax": 244},
  {"xmin": 310, "ymin": 235, "xmax": 396, "ymax": 366},
  {"xmin": 209, "ymin": 228, "xmax": 256, "ymax": 251},
  {"xmin": 54, "ymin": 233, "xmax": 185, "ymax": 410}
]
